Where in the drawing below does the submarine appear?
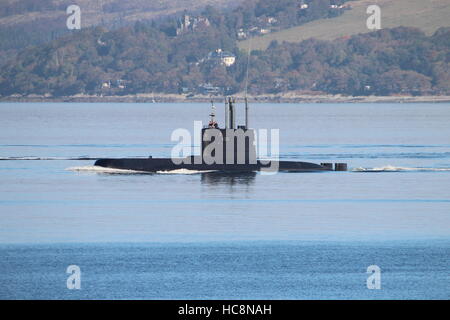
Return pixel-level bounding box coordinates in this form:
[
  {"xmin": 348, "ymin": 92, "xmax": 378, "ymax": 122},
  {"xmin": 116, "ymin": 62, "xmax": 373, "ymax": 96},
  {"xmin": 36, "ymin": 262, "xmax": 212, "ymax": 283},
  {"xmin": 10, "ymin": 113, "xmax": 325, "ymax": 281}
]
[{"xmin": 94, "ymin": 98, "xmax": 347, "ymax": 173}]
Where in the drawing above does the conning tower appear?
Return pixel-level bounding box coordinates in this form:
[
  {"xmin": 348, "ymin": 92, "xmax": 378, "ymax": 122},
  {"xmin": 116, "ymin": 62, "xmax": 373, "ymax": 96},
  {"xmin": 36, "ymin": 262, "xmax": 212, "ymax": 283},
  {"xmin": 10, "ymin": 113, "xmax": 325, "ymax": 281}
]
[{"xmin": 201, "ymin": 98, "xmax": 256, "ymax": 165}]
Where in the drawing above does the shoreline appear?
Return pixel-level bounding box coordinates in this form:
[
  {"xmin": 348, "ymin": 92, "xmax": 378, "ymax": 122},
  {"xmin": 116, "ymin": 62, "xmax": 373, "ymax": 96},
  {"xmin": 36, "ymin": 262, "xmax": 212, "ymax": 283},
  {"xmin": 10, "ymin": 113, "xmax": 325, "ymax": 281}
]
[{"xmin": 1, "ymin": 93, "xmax": 450, "ymax": 103}]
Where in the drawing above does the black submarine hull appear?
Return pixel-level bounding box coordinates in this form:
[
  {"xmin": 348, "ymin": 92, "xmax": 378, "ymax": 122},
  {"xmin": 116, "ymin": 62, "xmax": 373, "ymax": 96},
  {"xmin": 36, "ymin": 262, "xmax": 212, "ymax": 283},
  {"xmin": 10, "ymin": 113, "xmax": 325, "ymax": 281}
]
[
  {"xmin": 92, "ymin": 99, "xmax": 349, "ymax": 173},
  {"xmin": 94, "ymin": 157, "xmax": 333, "ymax": 173}
]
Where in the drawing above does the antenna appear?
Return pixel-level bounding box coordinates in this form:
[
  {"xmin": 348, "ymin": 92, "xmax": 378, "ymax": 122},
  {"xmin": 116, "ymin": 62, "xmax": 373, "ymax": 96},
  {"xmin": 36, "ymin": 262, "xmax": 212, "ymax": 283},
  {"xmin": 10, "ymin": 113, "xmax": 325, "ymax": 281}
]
[
  {"xmin": 245, "ymin": 97, "xmax": 249, "ymax": 129},
  {"xmin": 225, "ymin": 97, "xmax": 229, "ymax": 129},
  {"xmin": 232, "ymin": 97, "xmax": 236, "ymax": 129}
]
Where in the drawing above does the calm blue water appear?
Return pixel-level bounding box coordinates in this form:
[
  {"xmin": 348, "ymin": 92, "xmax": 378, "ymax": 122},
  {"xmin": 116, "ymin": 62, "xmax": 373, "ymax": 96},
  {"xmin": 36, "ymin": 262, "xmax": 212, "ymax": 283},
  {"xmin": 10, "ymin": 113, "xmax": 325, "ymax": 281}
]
[{"xmin": 0, "ymin": 102, "xmax": 449, "ymax": 299}]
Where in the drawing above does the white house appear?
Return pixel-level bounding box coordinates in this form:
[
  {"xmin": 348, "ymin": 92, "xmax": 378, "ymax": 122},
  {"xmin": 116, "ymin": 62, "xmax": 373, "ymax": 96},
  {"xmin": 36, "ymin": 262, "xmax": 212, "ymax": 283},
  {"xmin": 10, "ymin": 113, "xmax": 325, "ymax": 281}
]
[{"xmin": 207, "ymin": 49, "xmax": 236, "ymax": 67}]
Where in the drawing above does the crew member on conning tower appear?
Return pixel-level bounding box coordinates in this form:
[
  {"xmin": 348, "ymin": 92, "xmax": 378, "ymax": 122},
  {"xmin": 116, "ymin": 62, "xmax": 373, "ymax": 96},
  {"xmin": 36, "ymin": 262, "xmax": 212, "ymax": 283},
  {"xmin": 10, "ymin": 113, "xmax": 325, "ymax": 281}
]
[{"xmin": 208, "ymin": 101, "xmax": 219, "ymax": 128}]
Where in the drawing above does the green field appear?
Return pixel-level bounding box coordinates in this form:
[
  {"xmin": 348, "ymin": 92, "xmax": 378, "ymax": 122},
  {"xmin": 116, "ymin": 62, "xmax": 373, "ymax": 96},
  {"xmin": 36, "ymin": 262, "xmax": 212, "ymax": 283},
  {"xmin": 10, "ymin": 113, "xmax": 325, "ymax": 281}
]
[{"xmin": 239, "ymin": 0, "xmax": 450, "ymax": 50}]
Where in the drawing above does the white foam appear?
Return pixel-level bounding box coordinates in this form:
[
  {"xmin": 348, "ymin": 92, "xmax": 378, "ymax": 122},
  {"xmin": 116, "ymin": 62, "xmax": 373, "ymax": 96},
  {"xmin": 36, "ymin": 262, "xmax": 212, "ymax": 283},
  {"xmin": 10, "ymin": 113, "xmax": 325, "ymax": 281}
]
[
  {"xmin": 2, "ymin": 156, "xmax": 66, "ymax": 160},
  {"xmin": 1, "ymin": 156, "xmax": 95, "ymax": 160},
  {"xmin": 156, "ymin": 169, "xmax": 217, "ymax": 174},
  {"xmin": 66, "ymin": 166, "xmax": 148, "ymax": 174},
  {"xmin": 66, "ymin": 166, "xmax": 217, "ymax": 175},
  {"xmin": 352, "ymin": 165, "xmax": 450, "ymax": 172}
]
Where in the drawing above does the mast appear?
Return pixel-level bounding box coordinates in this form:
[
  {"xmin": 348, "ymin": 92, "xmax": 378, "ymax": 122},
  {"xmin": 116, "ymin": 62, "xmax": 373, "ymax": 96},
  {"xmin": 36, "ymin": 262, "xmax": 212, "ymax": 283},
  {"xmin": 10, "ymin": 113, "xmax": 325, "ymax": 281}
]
[
  {"xmin": 245, "ymin": 97, "xmax": 249, "ymax": 129},
  {"xmin": 244, "ymin": 37, "xmax": 252, "ymax": 129},
  {"xmin": 208, "ymin": 100, "xmax": 217, "ymax": 128},
  {"xmin": 229, "ymin": 97, "xmax": 236, "ymax": 129},
  {"xmin": 225, "ymin": 98, "xmax": 229, "ymax": 129}
]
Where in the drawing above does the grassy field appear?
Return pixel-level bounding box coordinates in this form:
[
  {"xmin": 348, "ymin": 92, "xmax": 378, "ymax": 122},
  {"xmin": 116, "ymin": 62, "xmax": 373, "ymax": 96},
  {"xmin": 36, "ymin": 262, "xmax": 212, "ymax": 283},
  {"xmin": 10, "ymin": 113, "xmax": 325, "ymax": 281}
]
[{"xmin": 239, "ymin": 0, "xmax": 450, "ymax": 50}]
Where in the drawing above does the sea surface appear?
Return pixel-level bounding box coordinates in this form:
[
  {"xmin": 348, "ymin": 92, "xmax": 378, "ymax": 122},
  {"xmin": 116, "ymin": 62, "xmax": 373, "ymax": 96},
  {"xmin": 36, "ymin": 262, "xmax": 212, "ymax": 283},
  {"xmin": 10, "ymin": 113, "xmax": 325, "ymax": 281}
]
[{"xmin": 0, "ymin": 102, "xmax": 449, "ymax": 299}]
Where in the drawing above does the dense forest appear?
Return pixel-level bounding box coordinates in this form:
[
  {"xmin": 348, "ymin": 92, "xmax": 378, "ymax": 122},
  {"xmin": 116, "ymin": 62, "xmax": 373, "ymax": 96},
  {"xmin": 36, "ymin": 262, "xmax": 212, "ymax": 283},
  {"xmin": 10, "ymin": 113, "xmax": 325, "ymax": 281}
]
[
  {"xmin": 248, "ymin": 27, "xmax": 450, "ymax": 96},
  {"xmin": 0, "ymin": 0, "xmax": 449, "ymax": 97}
]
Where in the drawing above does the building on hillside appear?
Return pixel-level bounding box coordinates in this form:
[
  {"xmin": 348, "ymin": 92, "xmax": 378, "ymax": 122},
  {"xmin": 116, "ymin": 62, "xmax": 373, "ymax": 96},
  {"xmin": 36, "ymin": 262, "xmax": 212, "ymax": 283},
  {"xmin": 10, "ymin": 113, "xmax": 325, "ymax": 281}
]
[
  {"xmin": 192, "ymin": 16, "xmax": 211, "ymax": 30},
  {"xmin": 177, "ymin": 14, "xmax": 211, "ymax": 35},
  {"xmin": 101, "ymin": 79, "xmax": 127, "ymax": 90},
  {"xmin": 198, "ymin": 83, "xmax": 222, "ymax": 95},
  {"xmin": 177, "ymin": 14, "xmax": 191, "ymax": 34},
  {"xmin": 267, "ymin": 17, "xmax": 278, "ymax": 24},
  {"xmin": 101, "ymin": 81, "xmax": 111, "ymax": 89},
  {"xmin": 116, "ymin": 79, "xmax": 126, "ymax": 89},
  {"xmin": 237, "ymin": 28, "xmax": 247, "ymax": 39},
  {"xmin": 207, "ymin": 49, "xmax": 236, "ymax": 67},
  {"xmin": 257, "ymin": 16, "xmax": 278, "ymax": 26}
]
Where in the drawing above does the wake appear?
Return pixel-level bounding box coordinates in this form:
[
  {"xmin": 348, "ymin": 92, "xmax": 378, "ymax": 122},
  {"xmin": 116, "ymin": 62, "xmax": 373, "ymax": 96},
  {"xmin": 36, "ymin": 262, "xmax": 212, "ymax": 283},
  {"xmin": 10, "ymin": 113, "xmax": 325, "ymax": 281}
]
[
  {"xmin": 352, "ymin": 165, "xmax": 450, "ymax": 172},
  {"xmin": 1, "ymin": 156, "xmax": 98, "ymax": 160},
  {"xmin": 66, "ymin": 166, "xmax": 148, "ymax": 174},
  {"xmin": 66, "ymin": 166, "xmax": 217, "ymax": 175},
  {"xmin": 156, "ymin": 169, "xmax": 217, "ymax": 174}
]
